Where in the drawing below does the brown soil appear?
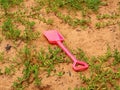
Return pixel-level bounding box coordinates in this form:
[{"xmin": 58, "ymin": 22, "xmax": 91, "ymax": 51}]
[{"xmin": 0, "ymin": 0, "xmax": 120, "ymax": 90}]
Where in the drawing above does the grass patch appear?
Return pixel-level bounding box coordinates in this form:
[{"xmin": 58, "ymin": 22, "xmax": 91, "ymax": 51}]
[
  {"xmin": 37, "ymin": 46, "xmax": 68, "ymax": 76},
  {"xmin": 2, "ymin": 18, "xmax": 21, "ymax": 40},
  {"xmin": 0, "ymin": 0, "xmax": 23, "ymax": 14},
  {"xmin": 97, "ymin": 13, "xmax": 120, "ymax": 20},
  {"xmin": 0, "ymin": 36, "xmax": 3, "ymax": 43},
  {"xmin": 12, "ymin": 45, "xmax": 68, "ymax": 89},
  {"xmin": 57, "ymin": 12, "xmax": 90, "ymax": 28},
  {"xmin": 85, "ymin": 0, "xmax": 101, "ymax": 11},
  {"xmin": 95, "ymin": 20, "xmax": 119, "ymax": 29},
  {"xmin": 0, "ymin": 52, "xmax": 4, "ymax": 62},
  {"xmin": 46, "ymin": 0, "xmax": 102, "ymax": 12},
  {"xmin": 76, "ymin": 48, "xmax": 120, "ymax": 90}
]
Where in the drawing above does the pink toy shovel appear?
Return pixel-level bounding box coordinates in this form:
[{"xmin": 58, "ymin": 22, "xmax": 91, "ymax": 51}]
[{"xmin": 44, "ymin": 30, "xmax": 88, "ymax": 72}]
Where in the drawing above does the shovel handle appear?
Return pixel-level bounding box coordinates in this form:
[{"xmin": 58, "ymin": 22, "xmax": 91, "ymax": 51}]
[
  {"xmin": 72, "ymin": 61, "xmax": 88, "ymax": 71},
  {"xmin": 56, "ymin": 41, "xmax": 88, "ymax": 72}
]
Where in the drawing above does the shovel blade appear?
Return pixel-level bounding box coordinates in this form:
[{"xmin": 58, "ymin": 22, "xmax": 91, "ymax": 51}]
[{"xmin": 44, "ymin": 30, "xmax": 64, "ymax": 44}]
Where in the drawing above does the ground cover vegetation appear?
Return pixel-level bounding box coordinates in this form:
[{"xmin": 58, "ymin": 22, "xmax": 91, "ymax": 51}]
[{"xmin": 0, "ymin": 0, "xmax": 120, "ymax": 90}]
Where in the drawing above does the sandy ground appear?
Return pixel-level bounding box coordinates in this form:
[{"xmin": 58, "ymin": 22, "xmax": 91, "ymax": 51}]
[{"xmin": 0, "ymin": 0, "xmax": 120, "ymax": 90}]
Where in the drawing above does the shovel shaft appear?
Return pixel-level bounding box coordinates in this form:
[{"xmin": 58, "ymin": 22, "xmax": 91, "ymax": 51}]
[
  {"xmin": 57, "ymin": 41, "xmax": 77, "ymax": 62},
  {"xmin": 57, "ymin": 41, "xmax": 88, "ymax": 72}
]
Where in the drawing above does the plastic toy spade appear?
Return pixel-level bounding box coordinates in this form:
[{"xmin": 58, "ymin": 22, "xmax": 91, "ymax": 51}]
[{"xmin": 44, "ymin": 30, "xmax": 88, "ymax": 72}]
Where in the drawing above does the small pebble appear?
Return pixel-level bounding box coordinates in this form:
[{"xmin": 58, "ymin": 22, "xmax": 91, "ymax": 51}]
[{"xmin": 5, "ymin": 44, "xmax": 12, "ymax": 51}]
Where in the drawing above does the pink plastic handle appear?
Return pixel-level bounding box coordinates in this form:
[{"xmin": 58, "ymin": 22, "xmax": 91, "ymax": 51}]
[{"xmin": 57, "ymin": 41, "xmax": 88, "ymax": 72}]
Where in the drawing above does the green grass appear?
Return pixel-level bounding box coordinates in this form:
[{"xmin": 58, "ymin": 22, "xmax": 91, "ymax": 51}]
[
  {"xmin": 57, "ymin": 71, "xmax": 64, "ymax": 77},
  {"xmin": 95, "ymin": 20, "xmax": 119, "ymax": 29},
  {"xmin": 97, "ymin": 13, "xmax": 120, "ymax": 20},
  {"xmin": 2, "ymin": 18, "xmax": 21, "ymax": 40},
  {"xmin": 0, "ymin": 52, "xmax": 4, "ymax": 62},
  {"xmin": 85, "ymin": 0, "xmax": 101, "ymax": 11},
  {"xmin": 56, "ymin": 12, "xmax": 90, "ymax": 28},
  {"xmin": 22, "ymin": 29, "xmax": 40, "ymax": 42},
  {"xmin": 12, "ymin": 45, "xmax": 68, "ymax": 89},
  {"xmin": 12, "ymin": 46, "xmax": 41, "ymax": 89},
  {"xmin": 46, "ymin": 0, "xmax": 102, "ymax": 12},
  {"xmin": 75, "ymin": 48, "xmax": 120, "ymax": 90},
  {"xmin": 37, "ymin": 46, "xmax": 68, "ymax": 76},
  {"xmin": 0, "ymin": 36, "xmax": 3, "ymax": 43},
  {"xmin": 113, "ymin": 49, "xmax": 120, "ymax": 65},
  {"xmin": 1, "ymin": 17, "xmax": 40, "ymax": 42},
  {"xmin": 32, "ymin": 0, "xmax": 104, "ymax": 26},
  {"xmin": 0, "ymin": 0, "xmax": 23, "ymax": 14}
]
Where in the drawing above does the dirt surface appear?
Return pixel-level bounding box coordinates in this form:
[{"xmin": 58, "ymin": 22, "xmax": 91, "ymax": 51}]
[{"xmin": 0, "ymin": 0, "xmax": 120, "ymax": 90}]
